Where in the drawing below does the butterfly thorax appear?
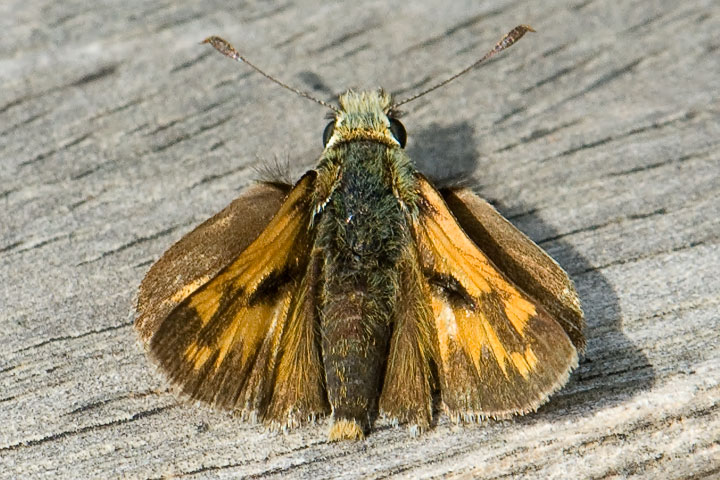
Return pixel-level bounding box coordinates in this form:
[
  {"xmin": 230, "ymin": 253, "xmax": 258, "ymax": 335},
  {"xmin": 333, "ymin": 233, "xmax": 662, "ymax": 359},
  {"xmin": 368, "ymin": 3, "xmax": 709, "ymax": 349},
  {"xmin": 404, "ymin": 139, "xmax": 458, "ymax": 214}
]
[{"xmin": 314, "ymin": 90, "xmax": 419, "ymax": 217}]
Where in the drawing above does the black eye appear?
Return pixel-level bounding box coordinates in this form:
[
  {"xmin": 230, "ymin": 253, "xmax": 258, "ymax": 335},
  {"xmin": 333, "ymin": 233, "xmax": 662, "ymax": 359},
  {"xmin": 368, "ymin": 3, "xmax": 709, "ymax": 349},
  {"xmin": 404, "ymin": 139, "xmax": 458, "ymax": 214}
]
[
  {"xmin": 322, "ymin": 121, "xmax": 335, "ymax": 146},
  {"xmin": 389, "ymin": 118, "xmax": 406, "ymax": 148}
]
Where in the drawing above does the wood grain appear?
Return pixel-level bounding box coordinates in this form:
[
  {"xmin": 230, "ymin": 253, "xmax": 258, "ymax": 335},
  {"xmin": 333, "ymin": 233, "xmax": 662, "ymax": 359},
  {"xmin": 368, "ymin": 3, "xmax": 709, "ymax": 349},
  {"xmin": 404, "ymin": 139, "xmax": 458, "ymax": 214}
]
[{"xmin": 1, "ymin": 0, "xmax": 718, "ymax": 478}]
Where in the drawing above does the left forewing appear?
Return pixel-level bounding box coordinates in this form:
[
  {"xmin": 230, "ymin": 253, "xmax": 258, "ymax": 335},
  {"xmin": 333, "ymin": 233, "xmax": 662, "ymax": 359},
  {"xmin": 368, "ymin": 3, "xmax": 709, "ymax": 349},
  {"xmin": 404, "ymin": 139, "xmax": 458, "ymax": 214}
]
[
  {"xmin": 411, "ymin": 175, "xmax": 578, "ymax": 420},
  {"xmin": 139, "ymin": 173, "xmax": 328, "ymax": 424}
]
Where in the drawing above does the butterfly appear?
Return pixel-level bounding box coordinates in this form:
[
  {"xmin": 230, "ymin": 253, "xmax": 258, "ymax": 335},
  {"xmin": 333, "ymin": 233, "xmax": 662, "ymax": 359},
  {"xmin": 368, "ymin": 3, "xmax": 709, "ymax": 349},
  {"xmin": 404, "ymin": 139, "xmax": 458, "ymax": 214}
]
[{"xmin": 135, "ymin": 25, "xmax": 584, "ymax": 441}]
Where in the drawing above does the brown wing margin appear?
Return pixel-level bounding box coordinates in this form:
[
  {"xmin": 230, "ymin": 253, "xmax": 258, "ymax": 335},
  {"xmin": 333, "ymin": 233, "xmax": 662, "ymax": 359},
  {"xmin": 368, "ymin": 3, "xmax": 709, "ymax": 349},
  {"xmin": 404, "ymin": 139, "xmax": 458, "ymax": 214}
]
[
  {"xmin": 411, "ymin": 175, "xmax": 579, "ymax": 419},
  {"xmin": 441, "ymin": 187, "xmax": 585, "ymax": 351},
  {"xmin": 136, "ymin": 172, "xmax": 329, "ymax": 425}
]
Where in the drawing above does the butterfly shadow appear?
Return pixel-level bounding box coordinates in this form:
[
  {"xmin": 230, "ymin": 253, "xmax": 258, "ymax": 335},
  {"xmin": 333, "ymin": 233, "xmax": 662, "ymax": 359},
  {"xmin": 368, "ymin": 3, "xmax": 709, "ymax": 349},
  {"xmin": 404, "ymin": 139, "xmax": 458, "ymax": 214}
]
[{"xmin": 408, "ymin": 120, "xmax": 656, "ymax": 422}]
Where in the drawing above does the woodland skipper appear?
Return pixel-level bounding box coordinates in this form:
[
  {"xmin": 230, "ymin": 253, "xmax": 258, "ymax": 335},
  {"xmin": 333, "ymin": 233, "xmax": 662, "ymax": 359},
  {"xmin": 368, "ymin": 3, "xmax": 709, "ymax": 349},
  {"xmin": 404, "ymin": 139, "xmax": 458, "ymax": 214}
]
[{"xmin": 135, "ymin": 25, "xmax": 584, "ymax": 441}]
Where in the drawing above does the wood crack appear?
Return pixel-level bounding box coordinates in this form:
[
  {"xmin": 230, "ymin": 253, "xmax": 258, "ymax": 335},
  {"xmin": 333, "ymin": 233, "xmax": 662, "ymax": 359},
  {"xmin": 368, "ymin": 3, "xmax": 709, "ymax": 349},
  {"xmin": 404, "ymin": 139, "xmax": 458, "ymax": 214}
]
[{"xmin": 0, "ymin": 405, "xmax": 174, "ymax": 452}]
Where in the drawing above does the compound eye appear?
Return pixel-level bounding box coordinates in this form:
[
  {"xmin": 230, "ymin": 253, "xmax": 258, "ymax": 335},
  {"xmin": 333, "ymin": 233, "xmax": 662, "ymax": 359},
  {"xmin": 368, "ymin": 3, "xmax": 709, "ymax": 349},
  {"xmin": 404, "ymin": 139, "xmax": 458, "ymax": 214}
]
[
  {"xmin": 388, "ymin": 118, "xmax": 407, "ymax": 148},
  {"xmin": 322, "ymin": 121, "xmax": 335, "ymax": 147}
]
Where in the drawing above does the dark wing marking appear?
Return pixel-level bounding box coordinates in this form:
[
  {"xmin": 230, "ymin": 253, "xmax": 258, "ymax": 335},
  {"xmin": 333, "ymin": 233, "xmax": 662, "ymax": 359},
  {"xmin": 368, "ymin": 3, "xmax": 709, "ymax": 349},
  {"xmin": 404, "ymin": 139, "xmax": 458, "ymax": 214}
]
[{"xmin": 442, "ymin": 187, "xmax": 585, "ymax": 350}]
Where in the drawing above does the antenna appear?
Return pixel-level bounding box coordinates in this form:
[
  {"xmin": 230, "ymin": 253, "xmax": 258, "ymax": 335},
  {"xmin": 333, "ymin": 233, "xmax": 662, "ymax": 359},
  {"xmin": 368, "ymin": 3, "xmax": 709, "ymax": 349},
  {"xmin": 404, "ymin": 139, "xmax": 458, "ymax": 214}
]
[
  {"xmin": 393, "ymin": 24, "xmax": 535, "ymax": 108},
  {"xmin": 203, "ymin": 36, "xmax": 340, "ymax": 113}
]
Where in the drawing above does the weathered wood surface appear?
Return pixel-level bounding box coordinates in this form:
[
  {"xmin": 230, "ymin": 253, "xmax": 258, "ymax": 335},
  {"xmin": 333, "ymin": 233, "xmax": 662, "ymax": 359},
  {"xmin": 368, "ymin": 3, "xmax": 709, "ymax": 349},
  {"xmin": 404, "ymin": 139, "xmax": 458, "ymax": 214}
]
[{"xmin": 2, "ymin": 0, "xmax": 718, "ymax": 478}]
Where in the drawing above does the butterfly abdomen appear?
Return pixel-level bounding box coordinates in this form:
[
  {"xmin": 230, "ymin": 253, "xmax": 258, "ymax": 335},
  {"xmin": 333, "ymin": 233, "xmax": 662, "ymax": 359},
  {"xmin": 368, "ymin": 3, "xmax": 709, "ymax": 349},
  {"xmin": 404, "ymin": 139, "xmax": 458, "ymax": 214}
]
[{"xmin": 316, "ymin": 142, "xmax": 411, "ymax": 439}]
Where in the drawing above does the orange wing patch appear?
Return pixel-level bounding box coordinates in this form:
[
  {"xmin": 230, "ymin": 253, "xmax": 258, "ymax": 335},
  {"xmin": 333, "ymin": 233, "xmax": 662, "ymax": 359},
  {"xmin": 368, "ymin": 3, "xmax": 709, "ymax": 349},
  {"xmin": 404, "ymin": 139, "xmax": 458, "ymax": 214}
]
[
  {"xmin": 413, "ymin": 176, "xmax": 578, "ymax": 418},
  {"xmin": 441, "ymin": 187, "xmax": 585, "ymax": 351},
  {"xmin": 143, "ymin": 172, "xmax": 329, "ymax": 422},
  {"xmin": 182, "ymin": 290, "xmax": 292, "ymax": 372},
  {"xmin": 136, "ymin": 182, "xmax": 291, "ymax": 344}
]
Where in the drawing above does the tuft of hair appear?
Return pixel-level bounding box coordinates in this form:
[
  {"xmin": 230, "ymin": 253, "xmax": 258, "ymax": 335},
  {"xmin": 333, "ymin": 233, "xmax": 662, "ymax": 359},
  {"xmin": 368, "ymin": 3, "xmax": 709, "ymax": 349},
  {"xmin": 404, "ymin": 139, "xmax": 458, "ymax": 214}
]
[
  {"xmin": 252, "ymin": 155, "xmax": 294, "ymax": 186},
  {"xmin": 328, "ymin": 419, "xmax": 365, "ymax": 441}
]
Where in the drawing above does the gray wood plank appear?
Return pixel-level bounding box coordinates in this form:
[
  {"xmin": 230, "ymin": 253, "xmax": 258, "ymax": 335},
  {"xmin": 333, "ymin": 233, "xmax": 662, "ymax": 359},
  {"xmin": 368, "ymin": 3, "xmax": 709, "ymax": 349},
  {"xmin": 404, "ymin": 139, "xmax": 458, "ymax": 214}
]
[{"xmin": 1, "ymin": 0, "xmax": 718, "ymax": 478}]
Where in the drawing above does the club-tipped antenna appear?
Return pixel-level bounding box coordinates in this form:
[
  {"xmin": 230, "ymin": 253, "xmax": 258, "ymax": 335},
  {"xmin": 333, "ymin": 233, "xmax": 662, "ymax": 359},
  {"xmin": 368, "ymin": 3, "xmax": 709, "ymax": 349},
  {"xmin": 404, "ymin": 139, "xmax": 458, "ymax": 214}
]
[
  {"xmin": 203, "ymin": 36, "xmax": 340, "ymax": 113},
  {"xmin": 393, "ymin": 25, "xmax": 535, "ymax": 108}
]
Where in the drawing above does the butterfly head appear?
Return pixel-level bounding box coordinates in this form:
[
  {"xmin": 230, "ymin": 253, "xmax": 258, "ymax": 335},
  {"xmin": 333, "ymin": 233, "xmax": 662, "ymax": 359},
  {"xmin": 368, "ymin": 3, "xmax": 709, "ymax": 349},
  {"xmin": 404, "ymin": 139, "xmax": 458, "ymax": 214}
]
[{"xmin": 322, "ymin": 90, "xmax": 406, "ymax": 149}]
